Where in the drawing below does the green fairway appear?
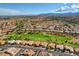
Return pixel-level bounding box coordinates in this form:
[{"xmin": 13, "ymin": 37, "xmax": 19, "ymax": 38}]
[
  {"xmin": 5, "ymin": 31, "xmax": 79, "ymax": 48},
  {"xmin": 5, "ymin": 32, "xmax": 74, "ymax": 44}
]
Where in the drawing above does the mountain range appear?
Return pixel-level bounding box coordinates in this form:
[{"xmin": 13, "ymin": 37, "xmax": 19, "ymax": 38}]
[{"xmin": 38, "ymin": 12, "xmax": 79, "ymax": 16}]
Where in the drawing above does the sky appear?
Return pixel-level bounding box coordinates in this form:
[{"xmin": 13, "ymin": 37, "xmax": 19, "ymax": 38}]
[{"xmin": 0, "ymin": 3, "xmax": 79, "ymax": 16}]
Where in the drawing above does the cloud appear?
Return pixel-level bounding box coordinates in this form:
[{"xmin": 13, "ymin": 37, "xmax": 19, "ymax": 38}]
[
  {"xmin": 0, "ymin": 8, "xmax": 27, "ymax": 16},
  {"xmin": 55, "ymin": 4, "xmax": 79, "ymax": 13},
  {"xmin": 71, "ymin": 4, "xmax": 79, "ymax": 9}
]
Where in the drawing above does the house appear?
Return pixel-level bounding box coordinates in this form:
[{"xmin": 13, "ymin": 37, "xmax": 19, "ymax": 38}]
[
  {"xmin": 23, "ymin": 49, "xmax": 35, "ymax": 56},
  {"xmin": 38, "ymin": 50, "xmax": 50, "ymax": 56},
  {"xmin": 33, "ymin": 41, "xmax": 40, "ymax": 47},
  {"xmin": 40, "ymin": 42, "xmax": 48, "ymax": 48},
  {"xmin": 24, "ymin": 41, "xmax": 29, "ymax": 45},
  {"xmin": 7, "ymin": 40, "xmax": 15, "ymax": 44},
  {"xmin": 69, "ymin": 39, "xmax": 79, "ymax": 44},
  {"xmin": 0, "ymin": 52, "xmax": 10, "ymax": 56},
  {"xmin": 65, "ymin": 46, "xmax": 74, "ymax": 53},
  {"xmin": 28, "ymin": 41, "xmax": 34, "ymax": 46},
  {"xmin": 48, "ymin": 43, "xmax": 56, "ymax": 49},
  {"xmin": 0, "ymin": 40, "xmax": 6, "ymax": 45},
  {"xmin": 56, "ymin": 44, "xmax": 64, "ymax": 52},
  {"xmin": 74, "ymin": 48, "xmax": 79, "ymax": 55},
  {"xmin": 4, "ymin": 47, "xmax": 21, "ymax": 56},
  {"xmin": 20, "ymin": 40, "xmax": 27, "ymax": 45},
  {"xmin": 15, "ymin": 40, "xmax": 22, "ymax": 45}
]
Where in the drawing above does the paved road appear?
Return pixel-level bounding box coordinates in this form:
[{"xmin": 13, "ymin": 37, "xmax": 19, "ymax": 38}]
[
  {"xmin": 0, "ymin": 44, "xmax": 46, "ymax": 50},
  {"xmin": 15, "ymin": 48, "xmax": 25, "ymax": 56}
]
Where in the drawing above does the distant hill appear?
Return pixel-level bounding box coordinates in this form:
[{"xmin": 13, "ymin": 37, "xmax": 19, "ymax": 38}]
[{"xmin": 38, "ymin": 12, "xmax": 79, "ymax": 16}]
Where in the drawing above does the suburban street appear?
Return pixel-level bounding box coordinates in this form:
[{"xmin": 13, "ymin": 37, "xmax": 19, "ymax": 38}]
[{"xmin": 0, "ymin": 44, "xmax": 77, "ymax": 56}]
